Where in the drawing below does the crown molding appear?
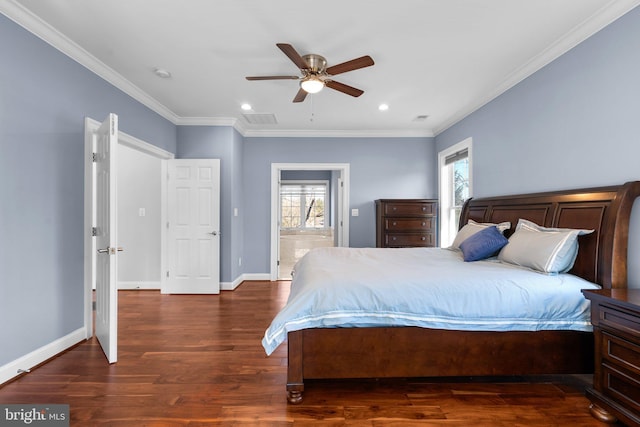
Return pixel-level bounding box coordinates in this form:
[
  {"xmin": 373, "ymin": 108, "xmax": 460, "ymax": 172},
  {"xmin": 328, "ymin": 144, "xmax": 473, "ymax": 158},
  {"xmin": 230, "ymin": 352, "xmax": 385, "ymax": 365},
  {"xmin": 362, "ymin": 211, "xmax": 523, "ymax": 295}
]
[
  {"xmin": 1, "ymin": 0, "xmax": 180, "ymax": 124},
  {"xmin": 433, "ymin": 0, "xmax": 640, "ymax": 135},
  {"xmin": 239, "ymin": 128, "xmax": 434, "ymax": 138}
]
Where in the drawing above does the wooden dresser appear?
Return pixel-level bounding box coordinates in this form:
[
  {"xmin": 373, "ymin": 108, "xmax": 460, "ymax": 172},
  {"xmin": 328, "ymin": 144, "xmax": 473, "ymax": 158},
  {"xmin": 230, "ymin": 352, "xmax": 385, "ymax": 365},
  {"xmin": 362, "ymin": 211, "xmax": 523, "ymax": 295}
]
[
  {"xmin": 582, "ymin": 288, "xmax": 640, "ymax": 426},
  {"xmin": 375, "ymin": 199, "xmax": 438, "ymax": 248}
]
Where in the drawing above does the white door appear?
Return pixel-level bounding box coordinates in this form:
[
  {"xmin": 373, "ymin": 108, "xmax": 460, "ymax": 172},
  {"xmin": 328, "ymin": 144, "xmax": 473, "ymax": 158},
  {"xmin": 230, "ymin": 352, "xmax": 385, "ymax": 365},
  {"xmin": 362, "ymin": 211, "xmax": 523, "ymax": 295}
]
[
  {"xmin": 95, "ymin": 114, "xmax": 119, "ymax": 363},
  {"xmin": 164, "ymin": 159, "xmax": 220, "ymax": 294}
]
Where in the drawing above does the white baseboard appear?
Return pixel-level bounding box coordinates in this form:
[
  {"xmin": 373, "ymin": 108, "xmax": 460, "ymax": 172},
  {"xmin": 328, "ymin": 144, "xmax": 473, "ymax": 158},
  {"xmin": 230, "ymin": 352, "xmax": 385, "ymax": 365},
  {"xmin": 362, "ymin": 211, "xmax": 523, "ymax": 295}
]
[
  {"xmin": 238, "ymin": 273, "xmax": 271, "ymax": 282},
  {"xmin": 118, "ymin": 281, "xmax": 161, "ymax": 290},
  {"xmin": 220, "ymin": 273, "xmax": 271, "ymax": 291},
  {"xmin": 122, "ymin": 275, "xmax": 272, "ymax": 292},
  {"xmin": 0, "ymin": 327, "xmax": 87, "ymax": 385}
]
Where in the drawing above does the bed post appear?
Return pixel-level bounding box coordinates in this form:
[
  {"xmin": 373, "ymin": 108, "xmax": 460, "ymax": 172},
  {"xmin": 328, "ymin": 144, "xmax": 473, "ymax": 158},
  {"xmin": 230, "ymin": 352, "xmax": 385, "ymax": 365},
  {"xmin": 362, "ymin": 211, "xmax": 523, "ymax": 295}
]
[
  {"xmin": 286, "ymin": 330, "xmax": 304, "ymax": 404},
  {"xmin": 600, "ymin": 181, "xmax": 640, "ymax": 289}
]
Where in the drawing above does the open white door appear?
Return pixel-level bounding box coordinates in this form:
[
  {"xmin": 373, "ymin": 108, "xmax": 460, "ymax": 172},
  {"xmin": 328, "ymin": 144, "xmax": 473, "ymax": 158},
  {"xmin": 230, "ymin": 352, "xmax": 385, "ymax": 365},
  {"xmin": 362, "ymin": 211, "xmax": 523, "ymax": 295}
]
[
  {"xmin": 94, "ymin": 114, "xmax": 119, "ymax": 363},
  {"xmin": 164, "ymin": 159, "xmax": 220, "ymax": 294}
]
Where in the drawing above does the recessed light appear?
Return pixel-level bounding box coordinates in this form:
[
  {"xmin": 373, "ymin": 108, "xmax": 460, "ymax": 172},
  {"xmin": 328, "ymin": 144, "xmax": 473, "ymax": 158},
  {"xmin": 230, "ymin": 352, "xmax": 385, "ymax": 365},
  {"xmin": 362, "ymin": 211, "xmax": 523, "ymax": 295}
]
[
  {"xmin": 241, "ymin": 103, "xmax": 252, "ymax": 111},
  {"xmin": 153, "ymin": 68, "xmax": 172, "ymax": 78},
  {"xmin": 378, "ymin": 104, "xmax": 389, "ymax": 111}
]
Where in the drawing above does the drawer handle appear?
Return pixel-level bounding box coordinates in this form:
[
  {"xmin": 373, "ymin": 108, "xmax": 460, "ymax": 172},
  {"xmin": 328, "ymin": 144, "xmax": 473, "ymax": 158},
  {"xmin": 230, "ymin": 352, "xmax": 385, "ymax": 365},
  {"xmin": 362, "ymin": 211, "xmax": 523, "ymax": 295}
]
[
  {"xmin": 392, "ymin": 237, "xmax": 397, "ymax": 241},
  {"xmin": 392, "ymin": 221, "xmax": 397, "ymax": 226},
  {"xmin": 421, "ymin": 237, "xmax": 426, "ymax": 241},
  {"xmin": 422, "ymin": 207, "xmax": 427, "ymax": 211},
  {"xmin": 422, "ymin": 222, "xmax": 426, "ymax": 226},
  {"xmin": 392, "ymin": 207, "xmax": 397, "ymax": 211}
]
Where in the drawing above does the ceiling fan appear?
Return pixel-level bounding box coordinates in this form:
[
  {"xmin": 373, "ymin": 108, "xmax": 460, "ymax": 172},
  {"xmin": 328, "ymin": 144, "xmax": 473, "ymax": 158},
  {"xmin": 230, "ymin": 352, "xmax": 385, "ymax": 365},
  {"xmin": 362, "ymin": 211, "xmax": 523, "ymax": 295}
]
[{"xmin": 246, "ymin": 43, "xmax": 374, "ymax": 103}]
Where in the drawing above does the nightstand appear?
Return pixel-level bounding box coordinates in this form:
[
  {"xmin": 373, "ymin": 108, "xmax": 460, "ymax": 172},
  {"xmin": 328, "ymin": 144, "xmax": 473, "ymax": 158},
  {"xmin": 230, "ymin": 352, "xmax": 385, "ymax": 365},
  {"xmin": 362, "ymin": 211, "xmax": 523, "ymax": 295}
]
[{"xmin": 582, "ymin": 289, "xmax": 640, "ymax": 426}]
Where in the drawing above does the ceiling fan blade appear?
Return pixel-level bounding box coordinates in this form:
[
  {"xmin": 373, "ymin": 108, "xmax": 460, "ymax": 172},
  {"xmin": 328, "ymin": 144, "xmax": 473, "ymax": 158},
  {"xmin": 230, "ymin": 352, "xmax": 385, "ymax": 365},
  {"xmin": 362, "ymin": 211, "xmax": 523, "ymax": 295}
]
[
  {"xmin": 277, "ymin": 43, "xmax": 310, "ymax": 70},
  {"xmin": 246, "ymin": 76, "xmax": 299, "ymax": 81},
  {"xmin": 326, "ymin": 55, "xmax": 374, "ymax": 76},
  {"xmin": 292, "ymin": 88, "xmax": 308, "ymax": 103},
  {"xmin": 325, "ymin": 80, "xmax": 364, "ymax": 97}
]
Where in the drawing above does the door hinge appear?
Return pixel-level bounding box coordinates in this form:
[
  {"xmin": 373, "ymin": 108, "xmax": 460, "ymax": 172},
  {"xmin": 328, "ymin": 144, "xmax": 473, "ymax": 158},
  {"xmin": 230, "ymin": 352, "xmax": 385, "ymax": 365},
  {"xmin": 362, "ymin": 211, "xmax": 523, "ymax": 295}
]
[
  {"xmin": 92, "ymin": 152, "xmax": 97, "ymax": 163},
  {"xmin": 166, "ymin": 271, "xmax": 170, "ymax": 278},
  {"xmin": 277, "ymin": 260, "xmax": 280, "ymax": 266},
  {"xmin": 91, "ymin": 227, "xmax": 98, "ymax": 236}
]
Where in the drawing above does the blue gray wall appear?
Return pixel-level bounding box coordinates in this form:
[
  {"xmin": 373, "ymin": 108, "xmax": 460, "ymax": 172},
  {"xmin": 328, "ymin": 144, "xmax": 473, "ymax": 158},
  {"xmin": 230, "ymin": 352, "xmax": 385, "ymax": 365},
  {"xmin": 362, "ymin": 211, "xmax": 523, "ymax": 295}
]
[
  {"xmin": 242, "ymin": 137, "xmax": 437, "ymax": 274},
  {"xmin": 435, "ymin": 6, "xmax": 640, "ymax": 286},
  {"xmin": 0, "ymin": 15, "xmax": 177, "ymax": 367}
]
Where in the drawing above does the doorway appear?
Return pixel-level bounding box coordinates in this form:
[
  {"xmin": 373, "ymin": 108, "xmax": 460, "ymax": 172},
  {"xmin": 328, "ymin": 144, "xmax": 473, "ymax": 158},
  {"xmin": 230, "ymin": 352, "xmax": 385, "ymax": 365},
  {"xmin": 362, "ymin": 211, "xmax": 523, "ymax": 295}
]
[
  {"xmin": 270, "ymin": 163, "xmax": 350, "ymax": 281},
  {"xmin": 278, "ymin": 178, "xmax": 334, "ymax": 279}
]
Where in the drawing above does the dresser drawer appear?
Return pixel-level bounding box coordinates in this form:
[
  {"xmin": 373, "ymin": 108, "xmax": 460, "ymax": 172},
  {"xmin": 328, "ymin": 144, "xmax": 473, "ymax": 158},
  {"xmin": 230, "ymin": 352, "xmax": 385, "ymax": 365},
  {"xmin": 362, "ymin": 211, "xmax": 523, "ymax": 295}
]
[
  {"xmin": 602, "ymin": 331, "xmax": 640, "ymax": 377},
  {"xmin": 384, "ymin": 202, "xmax": 435, "ymax": 217},
  {"xmin": 600, "ymin": 305, "xmax": 640, "ymax": 341},
  {"xmin": 385, "ymin": 233, "xmax": 435, "ymax": 247},
  {"xmin": 602, "ymin": 362, "xmax": 640, "ymax": 414},
  {"xmin": 385, "ymin": 217, "xmax": 435, "ymax": 231}
]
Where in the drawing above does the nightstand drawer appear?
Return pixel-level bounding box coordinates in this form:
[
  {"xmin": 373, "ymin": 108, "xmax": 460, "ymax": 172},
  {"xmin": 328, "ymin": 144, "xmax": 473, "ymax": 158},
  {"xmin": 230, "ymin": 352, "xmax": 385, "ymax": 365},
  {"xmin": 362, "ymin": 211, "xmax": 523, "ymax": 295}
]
[
  {"xmin": 600, "ymin": 306, "xmax": 640, "ymax": 340},
  {"xmin": 603, "ymin": 363, "xmax": 640, "ymax": 414},
  {"xmin": 385, "ymin": 218, "xmax": 435, "ymax": 231},
  {"xmin": 384, "ymin": 202, "xmax": 435, "ymax": 217},
  {"xmin": 602, "ymin": 331, "xmax": 640, "ymax": 377},
  {"xmin": 385, "ymin": 233, "xmax": 434, "ymax": 247}
]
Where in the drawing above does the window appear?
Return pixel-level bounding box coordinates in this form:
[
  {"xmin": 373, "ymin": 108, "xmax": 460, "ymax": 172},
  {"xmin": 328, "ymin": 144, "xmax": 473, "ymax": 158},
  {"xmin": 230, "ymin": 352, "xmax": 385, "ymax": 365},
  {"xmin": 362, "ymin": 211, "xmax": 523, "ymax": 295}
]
[
  {"xmin": 280, "ymin": 181, "xmax": 327, "ymax": 229},
  {"xmin": 439, "ymin": 139, "xmax": 472, "ymax": 247}
]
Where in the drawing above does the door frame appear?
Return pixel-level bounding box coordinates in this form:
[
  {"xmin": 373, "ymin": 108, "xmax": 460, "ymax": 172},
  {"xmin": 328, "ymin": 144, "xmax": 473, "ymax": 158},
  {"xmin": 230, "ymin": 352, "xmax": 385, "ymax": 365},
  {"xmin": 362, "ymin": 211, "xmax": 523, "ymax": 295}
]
[
  {"xmin": 270, "ymin": 163, "xmax": 350, "ymax": 281},
  {"xmin": 83, "ymin": 117, "xmax": 173, "ymax": 339}
]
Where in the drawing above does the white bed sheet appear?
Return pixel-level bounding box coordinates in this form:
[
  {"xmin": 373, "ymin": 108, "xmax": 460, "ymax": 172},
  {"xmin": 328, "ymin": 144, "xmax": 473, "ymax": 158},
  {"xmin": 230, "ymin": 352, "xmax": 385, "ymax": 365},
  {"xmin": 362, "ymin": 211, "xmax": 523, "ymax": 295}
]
[{"xmin": 262, "ymin": 247, "xmax": 599, "ymax": 355}]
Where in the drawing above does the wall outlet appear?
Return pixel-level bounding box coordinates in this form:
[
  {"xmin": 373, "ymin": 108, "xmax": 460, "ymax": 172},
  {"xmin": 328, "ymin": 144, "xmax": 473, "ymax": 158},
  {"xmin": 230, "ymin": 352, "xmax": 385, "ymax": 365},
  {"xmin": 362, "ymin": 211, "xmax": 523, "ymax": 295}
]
[
  {"xmin": 238, "ymin": 257, "xmax": 242, "ymax": 267},
  {"xmin": 351, "ymin": 208, "xmax": 359, "ymax": 217}
]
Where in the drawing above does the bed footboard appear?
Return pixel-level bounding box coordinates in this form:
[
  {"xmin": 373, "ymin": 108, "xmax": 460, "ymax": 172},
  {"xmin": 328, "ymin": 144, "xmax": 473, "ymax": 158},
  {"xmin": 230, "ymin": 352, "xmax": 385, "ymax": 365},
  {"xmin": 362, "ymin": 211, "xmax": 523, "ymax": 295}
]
[{"xmin": 287, "ymin": 327, "xmax": 594, "ymax": 403}]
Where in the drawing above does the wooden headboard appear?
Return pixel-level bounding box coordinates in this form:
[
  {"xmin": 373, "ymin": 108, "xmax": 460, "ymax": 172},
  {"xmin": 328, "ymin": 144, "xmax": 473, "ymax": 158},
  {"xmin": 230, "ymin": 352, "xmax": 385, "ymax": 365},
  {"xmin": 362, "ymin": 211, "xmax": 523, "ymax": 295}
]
[{"xmin": 459, "ymin": 181, "xmax": 640, "ymax": 289}]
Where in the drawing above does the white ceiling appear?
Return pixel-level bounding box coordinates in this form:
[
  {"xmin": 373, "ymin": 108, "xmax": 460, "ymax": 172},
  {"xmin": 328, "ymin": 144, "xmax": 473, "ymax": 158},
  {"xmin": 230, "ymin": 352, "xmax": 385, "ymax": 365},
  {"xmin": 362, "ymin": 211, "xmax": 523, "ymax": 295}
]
[{"xmin": 3, "ymin": 0, "xmax": 638, "ymax": 137}]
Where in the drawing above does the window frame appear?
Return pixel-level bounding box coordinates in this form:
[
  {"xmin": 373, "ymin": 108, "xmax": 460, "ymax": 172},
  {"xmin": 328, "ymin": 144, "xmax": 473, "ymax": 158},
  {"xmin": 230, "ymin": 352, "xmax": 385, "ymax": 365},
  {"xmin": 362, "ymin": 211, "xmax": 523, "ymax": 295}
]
[
  {"xmin": 279, "ymin": 180, "xmax": 329, "ymax": 230},
  {"xmin": 438, "ymin": 138, "xmax": 473, "ymax": 247}
]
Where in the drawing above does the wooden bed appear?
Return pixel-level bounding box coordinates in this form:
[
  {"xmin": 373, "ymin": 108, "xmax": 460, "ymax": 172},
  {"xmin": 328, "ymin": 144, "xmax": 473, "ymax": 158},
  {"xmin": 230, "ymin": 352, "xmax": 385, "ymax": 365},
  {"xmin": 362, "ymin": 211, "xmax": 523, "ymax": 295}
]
[{"xmin": 285, "ymin": 181, "xmax": 640, "ymax": 404}]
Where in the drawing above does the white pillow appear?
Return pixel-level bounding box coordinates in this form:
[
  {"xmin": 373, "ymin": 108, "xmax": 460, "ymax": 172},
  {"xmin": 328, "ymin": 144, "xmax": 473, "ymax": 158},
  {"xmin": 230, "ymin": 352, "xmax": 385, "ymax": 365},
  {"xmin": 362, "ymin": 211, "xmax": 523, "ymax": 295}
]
[
  {"xmin": 498, "ymin": 219, "xmax": 594, "ymax": 274},
  {"xmin": 451, "ymin": 219, "xmax": 511, "ymax": 249}
]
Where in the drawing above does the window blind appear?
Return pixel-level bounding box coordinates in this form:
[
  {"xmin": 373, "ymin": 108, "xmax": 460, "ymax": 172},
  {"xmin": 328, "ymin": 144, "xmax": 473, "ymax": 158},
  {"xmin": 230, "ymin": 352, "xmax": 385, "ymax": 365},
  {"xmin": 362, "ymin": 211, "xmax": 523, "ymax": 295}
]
[{"xmin": 444, "ymin": 148, "xmax": 468, "ymax": 165}]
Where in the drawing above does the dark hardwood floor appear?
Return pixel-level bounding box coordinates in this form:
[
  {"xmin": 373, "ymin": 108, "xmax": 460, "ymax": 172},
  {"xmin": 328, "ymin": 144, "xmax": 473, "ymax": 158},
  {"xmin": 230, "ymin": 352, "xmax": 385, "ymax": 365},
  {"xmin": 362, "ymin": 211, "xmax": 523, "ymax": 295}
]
[{"xmin": 0, "ymin": 281, "xmax": 613, "ymax": 426}]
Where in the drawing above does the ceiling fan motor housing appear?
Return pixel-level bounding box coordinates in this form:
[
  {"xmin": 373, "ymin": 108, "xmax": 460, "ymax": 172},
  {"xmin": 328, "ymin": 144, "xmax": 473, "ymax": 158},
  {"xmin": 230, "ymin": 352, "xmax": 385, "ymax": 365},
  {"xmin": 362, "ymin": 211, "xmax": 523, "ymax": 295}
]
[{"xmin": 302, "ymin": 54, "xmax": 327, "ymax": 74}]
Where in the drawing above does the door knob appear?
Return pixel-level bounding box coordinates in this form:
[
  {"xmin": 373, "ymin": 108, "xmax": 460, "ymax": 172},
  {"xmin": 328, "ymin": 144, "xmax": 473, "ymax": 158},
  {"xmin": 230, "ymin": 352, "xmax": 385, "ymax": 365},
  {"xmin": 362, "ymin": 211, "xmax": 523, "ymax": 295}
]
[
  {"xmin": 209, "ymin": 231, "xmax": 219, "ymax": 236},
  {"xmin": 97, "ymin": 247, "xmax": 124, "ymax": 254}
]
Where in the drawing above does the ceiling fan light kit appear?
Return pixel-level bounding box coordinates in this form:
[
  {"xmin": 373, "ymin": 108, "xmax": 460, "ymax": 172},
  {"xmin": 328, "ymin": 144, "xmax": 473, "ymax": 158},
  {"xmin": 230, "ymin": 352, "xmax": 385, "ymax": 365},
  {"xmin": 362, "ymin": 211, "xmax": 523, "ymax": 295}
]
[
  {"xmin": 300, "ymin": 76, "xmax": 324, "ymax": 94},
  {"xmin": 246, "ymin": 43, "xmax": 374, "ymax": 103}
]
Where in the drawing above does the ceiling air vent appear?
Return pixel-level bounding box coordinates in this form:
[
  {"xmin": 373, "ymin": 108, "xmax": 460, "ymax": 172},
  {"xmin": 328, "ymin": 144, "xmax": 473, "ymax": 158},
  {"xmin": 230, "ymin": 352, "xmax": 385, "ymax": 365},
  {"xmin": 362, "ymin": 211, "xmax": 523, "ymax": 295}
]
[
  {"xmin": 243, "ymin": 113, "xmax": 278, "ymax": 125},
  {"xmin": 412, "ymin": 115, "xmax": 429, "ymax": 122}
]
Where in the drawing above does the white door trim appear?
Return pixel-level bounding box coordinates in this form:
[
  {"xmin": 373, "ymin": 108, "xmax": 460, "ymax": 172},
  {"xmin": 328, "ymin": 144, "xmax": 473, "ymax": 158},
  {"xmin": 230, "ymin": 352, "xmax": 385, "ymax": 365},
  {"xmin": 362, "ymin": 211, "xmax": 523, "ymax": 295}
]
[
  {"xmin": 84, "ymin": 117, "xmax": 173, "ymax": 340},
  {"xmin": 270, "ymin": 163, "xmax": 350, "ymax": 281}
]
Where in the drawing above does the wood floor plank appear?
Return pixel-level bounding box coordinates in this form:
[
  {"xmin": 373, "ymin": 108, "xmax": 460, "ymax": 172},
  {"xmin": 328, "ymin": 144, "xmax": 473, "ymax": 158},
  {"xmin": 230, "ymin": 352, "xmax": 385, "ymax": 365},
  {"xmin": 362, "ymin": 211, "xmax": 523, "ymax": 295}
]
[{"xmin": 0, "ymin": 281, "xmax": 615, "ymax": 425}]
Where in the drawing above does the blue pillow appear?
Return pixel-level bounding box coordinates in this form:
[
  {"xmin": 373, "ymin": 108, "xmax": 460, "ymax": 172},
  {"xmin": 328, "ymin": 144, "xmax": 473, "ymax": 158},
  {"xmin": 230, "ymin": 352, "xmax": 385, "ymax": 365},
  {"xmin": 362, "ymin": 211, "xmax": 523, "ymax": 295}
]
[{"xmin": 459, "ymin": 225, "xmax": 508, "ymax": 262}]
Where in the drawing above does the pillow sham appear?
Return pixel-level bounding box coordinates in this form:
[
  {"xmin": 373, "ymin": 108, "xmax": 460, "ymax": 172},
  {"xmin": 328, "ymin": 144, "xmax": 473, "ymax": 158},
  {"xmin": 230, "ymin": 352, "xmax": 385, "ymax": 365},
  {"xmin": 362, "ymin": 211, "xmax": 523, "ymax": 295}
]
[
  {"xmin": 451, "ymin": 219, "xmax": 511, "ymax": 249},
  {"xmin": 459, "ymin": 226, "xmax": 509, "ymax": 262},
  {"xmin": 498, "ymin": 219, "xmax": 594, "ymax": 274}
]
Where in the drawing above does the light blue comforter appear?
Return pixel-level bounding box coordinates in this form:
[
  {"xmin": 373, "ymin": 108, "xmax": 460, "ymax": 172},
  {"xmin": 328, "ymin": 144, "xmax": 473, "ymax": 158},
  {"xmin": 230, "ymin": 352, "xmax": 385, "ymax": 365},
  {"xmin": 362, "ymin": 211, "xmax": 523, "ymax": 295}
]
[{"xmin": 262, "ymin": 247, "xmax": 599, "ymax": 355}]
